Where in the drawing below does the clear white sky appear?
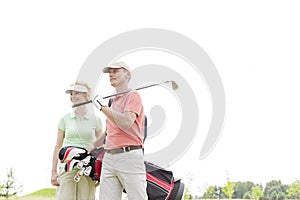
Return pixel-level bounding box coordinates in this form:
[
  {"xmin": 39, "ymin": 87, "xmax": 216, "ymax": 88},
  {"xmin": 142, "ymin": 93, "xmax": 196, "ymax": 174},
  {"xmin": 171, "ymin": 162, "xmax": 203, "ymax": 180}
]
[{"xmin": 1, "ymin": 0, "xmax": 300, "ymax": 196}]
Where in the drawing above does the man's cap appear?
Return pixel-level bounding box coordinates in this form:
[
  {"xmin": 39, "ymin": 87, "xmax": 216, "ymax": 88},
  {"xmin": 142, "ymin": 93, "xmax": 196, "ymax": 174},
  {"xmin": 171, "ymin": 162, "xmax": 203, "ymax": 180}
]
[
  {"xmin": 103, "ymin": 62, "xmax": 131, "ymax": 73},
  {"xmin": 65, "ymin": 84, "xmax": 89, "ymax": 94}
]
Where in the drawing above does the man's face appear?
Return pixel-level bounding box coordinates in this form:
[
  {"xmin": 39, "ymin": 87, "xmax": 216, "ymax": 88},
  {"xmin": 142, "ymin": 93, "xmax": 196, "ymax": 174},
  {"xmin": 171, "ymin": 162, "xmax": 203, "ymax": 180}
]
[{"xmin": 108, "ymin": 68, "xmax": 130, "ymax": 87}]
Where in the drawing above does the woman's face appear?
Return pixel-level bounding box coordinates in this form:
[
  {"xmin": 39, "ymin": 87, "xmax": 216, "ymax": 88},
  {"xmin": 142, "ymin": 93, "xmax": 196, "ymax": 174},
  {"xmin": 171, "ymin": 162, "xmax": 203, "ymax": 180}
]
[{"xmin": 70, "ymin": 91, "xmax": 88, "ymax": 103}]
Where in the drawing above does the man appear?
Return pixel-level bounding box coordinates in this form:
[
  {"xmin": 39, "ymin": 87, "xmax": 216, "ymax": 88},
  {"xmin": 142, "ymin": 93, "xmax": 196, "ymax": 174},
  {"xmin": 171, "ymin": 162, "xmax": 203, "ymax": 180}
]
[{"xmin": 91, "ymin": 62, "xmax": 148, "ymax": 200}]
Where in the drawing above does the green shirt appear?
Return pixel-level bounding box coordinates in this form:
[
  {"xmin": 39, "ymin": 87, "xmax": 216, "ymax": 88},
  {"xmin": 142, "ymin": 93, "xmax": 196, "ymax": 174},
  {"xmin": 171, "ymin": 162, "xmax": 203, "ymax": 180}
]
[{"xmin": 58, "ymin": 111, "xmax": 102, "ymax": 149}]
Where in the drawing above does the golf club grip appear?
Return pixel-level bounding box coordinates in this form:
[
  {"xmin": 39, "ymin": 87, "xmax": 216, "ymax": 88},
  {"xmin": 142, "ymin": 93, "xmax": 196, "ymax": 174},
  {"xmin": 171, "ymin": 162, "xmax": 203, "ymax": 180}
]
[{"xmin": 72, "ymin": 100, "xmax": 92, "ymax": 108}]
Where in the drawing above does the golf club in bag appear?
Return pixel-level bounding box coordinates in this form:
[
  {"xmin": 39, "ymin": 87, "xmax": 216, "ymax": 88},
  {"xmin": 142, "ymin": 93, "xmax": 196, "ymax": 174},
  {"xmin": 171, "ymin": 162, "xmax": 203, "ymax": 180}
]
[
  {"xmin": 72, "ymin": 80, "xmax": 179, "ymax": 108},
  {"xmin": 59, "ymin": 146, "xmax": 108, "ymax": 182},
  {"xmin": 59, "ymin": 146, "xmax": 184, "ymax": 200}
]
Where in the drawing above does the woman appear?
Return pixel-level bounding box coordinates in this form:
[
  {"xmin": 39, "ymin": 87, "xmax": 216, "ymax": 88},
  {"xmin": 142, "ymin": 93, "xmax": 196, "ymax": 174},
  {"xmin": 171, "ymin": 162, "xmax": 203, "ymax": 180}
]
[{"xmin": 51, "ymin": 81, "xmax": 102, "ymax": 200}]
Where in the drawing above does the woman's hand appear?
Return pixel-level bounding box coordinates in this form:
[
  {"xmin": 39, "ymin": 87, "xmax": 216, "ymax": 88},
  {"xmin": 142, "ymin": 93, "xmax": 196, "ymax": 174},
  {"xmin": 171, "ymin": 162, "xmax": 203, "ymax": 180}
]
[{"xmin": 51, "ymin": 172, "xmax": 60, "ymax": 186}]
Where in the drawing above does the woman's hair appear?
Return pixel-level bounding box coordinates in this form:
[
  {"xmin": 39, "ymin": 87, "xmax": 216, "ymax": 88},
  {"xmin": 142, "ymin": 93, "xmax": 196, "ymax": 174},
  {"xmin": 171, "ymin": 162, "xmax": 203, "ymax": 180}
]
[{"xmin": 70, "ymin": 81, "xmax": 92, "ymax": 100}]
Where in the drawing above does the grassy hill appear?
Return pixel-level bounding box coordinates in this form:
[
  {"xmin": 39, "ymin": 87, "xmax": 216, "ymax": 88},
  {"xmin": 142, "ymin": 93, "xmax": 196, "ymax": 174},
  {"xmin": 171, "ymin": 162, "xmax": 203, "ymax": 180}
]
[
  {"xmin": 24, "ymin": 188, "xmax": 56, "ymax": 197},
  {"xmin": 0, "ymin": 188, "xmax": 56, "ymax": 200}
]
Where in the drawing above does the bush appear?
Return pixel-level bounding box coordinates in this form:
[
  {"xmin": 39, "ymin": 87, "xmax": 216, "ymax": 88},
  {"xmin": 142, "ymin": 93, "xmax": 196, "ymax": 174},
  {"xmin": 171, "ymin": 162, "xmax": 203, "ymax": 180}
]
[{"xmin": 0, "ymin": 168, "xmax": 23, "ymax": 199}]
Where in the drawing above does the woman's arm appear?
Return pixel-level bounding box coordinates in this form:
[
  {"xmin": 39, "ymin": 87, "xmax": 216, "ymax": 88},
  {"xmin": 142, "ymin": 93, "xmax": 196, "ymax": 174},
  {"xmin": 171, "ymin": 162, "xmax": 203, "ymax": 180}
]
[{"xmin": 51, "ymin": 129, "xmax": 64, "ymax": 186}]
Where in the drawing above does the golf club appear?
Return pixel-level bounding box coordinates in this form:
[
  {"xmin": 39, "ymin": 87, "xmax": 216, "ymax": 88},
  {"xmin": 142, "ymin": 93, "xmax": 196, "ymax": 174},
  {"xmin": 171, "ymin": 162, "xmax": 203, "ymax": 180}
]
[
  {"xmin": 84, "ymin": 166, "xmax": 92, "ymax": 176},
  {"xmin": 74, "ymin": 168, "xmax": 85, "ymax": 182},
  {"xmin": 72, "ymin": 80, "xmax": 178, "ymax": 108}
]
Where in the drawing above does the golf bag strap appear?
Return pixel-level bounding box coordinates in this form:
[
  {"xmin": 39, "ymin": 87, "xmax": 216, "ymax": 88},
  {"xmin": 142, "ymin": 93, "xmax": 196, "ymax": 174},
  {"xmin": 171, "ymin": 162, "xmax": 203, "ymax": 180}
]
[{"xmin": 108, "ymin": 98, "xmax": 113, "ymax": 107}]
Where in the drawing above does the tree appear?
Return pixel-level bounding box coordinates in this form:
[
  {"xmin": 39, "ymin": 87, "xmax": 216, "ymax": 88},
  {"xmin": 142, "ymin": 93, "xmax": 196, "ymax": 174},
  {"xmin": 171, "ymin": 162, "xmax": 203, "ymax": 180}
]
[
  {"xmin": 222, "ymin": 179, "xmax": 235, "ymax": 200},
  {"xmin": 233, "ymin": 181, "xmax": 255, "ymax": 198},
  {"xmin": 184, "ymin": 187, "xmax": 192, "ymax": 200},
  {"xmin": 205, "ymin": 185, "xmax": 215, "ymax": 198},
  {"xmin": 202, "ymin": 185, "xmax": 219, "ymax": 199},
  {"xmin": 183, "ymin": 173, "xmax": 194, "ymax": 199},
  {"xmin": 0, "ymin": 168, "xmax": 23, "ymax": 199},
  {"xmin": 287, "ymin": 180, "xmax": 300, "ymax": 199},
  {"xmin": 252, "ymin": 185, "xmax": 264, "ymax": 200},
  {"xmin": 243, "ymin": 191, "xmax": 252, "ymax": 199},
  {"xmin": 264, "ymin": 180, "xmax": 287, "ymax": 200}
]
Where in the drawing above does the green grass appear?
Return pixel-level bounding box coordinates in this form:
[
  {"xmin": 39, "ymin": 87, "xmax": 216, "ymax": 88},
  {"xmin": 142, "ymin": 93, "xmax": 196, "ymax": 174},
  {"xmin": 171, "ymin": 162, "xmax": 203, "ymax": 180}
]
[
  {"xmin": 0, "ymin": 188, "xmax": 57, "ymax": 200},
  {"xmin": 22, "ymin": 188, "xmax": 56, "ymax": 197},
  {"xmin": 0, "ymin": 188, "xmax": 56, "ymax": 200}
]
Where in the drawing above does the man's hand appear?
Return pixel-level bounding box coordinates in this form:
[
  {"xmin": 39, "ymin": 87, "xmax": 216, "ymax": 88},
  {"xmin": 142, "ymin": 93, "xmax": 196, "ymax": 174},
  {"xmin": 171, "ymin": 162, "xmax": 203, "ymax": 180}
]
[
  {"xmin": 93, "ymin": 95, "xmax": 106, "ymax": 111},
  {"xmin": 87, "ymin": 144, "xmax": 97, "ymax": 154}
]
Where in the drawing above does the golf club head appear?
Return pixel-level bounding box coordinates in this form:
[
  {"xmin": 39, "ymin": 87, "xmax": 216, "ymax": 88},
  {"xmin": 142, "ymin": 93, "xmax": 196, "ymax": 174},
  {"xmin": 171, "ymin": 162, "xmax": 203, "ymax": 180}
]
[
  {"xmin": 170, "ymin": 80, "xmax": 179, "ymax": 91},
  {"xmin": 165, "ymin": 80, "xmax": 179, "ymax": 91},
  {"xmin": 59, "ymin": 146, "xmax": 87, "ymax": 163}
]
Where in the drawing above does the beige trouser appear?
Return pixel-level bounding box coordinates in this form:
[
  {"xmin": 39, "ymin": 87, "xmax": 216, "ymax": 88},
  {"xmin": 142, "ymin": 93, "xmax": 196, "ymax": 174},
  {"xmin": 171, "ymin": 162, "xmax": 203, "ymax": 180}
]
[
  {"xmin": 56, "ymin": 167, "xmax": 96, "ymax": 200},
  {"xmin": 99, "ymin": 149, "xmax": 148, "ymax": 200}
]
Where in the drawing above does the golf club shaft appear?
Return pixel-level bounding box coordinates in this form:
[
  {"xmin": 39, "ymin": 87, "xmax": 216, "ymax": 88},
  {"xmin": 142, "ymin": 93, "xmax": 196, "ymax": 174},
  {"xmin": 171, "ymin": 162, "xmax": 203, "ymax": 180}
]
[
  {"xmin": 72, "ymin": 100, "xmax": 93, "ymax": 108},
  {"xmin": 71, "ymin": 85, "xmax": 156, "ymax": 108},
  {"xmin": 72, "ymin": 81, "xmax": 175, "ymax": 108},
  {"xmin": 102, "ymin": 83, "xmax": 162, "ymax": 99}
]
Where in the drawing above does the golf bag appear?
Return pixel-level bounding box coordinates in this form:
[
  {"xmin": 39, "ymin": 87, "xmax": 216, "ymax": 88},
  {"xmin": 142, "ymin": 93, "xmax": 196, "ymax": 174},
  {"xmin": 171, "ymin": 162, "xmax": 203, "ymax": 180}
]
[
  {"xmin": 58, "ymin": 146, "xmax": 184, "ymax": 200},
  {"xmin": 58, "ymin": 146, "xmax": 105, "ymax": 182},
  {"xmin": 145, "ymin": 161, "xmax": 185, "ymax": 200}
]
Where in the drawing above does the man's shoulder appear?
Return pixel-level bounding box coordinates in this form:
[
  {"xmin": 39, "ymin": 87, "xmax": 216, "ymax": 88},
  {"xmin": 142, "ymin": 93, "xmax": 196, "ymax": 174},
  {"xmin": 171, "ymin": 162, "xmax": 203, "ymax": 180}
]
[{"xmin": 127, "ymin": 90, "xmax": 142, "ymax": 99}]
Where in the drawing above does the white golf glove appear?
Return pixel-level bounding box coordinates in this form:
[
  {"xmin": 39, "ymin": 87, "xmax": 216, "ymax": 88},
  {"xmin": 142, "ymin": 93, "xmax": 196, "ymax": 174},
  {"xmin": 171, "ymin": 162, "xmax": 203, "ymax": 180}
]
[{"xmin": 93, "ymin": 95, "xmax": 106, "ymax": 111}]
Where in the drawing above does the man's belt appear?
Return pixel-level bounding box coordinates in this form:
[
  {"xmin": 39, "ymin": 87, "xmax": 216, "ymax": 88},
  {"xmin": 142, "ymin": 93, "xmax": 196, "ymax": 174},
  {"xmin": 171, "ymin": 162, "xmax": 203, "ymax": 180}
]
[{"xmin": 105, "ymin": 145, "xmax": 142, "ymax": 154}]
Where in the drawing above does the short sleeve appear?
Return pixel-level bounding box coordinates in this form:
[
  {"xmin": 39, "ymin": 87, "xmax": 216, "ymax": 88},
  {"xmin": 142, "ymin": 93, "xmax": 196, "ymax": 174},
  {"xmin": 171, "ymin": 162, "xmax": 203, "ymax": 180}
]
[
  {"xmin": 57, "ymin": 116, "xmax": 66, "ymax": 131},
  {"xmin": 95, "ymin": 116, "xmax": 102, "ymax": 132},
  {"xmin": 125, "ymin": 92, "xmax": 143, "ymax": 117}
]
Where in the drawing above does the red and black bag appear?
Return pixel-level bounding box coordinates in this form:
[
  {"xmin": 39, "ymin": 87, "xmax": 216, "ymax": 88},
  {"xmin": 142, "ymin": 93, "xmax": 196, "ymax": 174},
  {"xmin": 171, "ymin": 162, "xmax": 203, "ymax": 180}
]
[
  {"xmin": 58, "ymin": 146, "xmax": 104, "ymax": 182},
  {"xmin": 90, "ymin": 147, "xmax": 105, "ymax": 181},
  {"xmin": 145, "ymin": 161, "xmax": 184, "ymax": 200}
]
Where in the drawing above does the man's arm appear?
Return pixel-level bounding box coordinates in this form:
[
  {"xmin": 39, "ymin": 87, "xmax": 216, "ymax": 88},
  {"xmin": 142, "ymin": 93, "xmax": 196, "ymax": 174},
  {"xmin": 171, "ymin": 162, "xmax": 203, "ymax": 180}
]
[{"xmin": 101, "ymin": 106, "xmax": 136, "ymax": 130}]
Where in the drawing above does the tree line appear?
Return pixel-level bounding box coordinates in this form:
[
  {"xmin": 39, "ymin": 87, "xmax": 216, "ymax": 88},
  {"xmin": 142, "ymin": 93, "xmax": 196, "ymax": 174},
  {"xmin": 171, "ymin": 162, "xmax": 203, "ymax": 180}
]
[{"xmin": 185, "ymin": 179, "xmax": 300, "ymax": 200}]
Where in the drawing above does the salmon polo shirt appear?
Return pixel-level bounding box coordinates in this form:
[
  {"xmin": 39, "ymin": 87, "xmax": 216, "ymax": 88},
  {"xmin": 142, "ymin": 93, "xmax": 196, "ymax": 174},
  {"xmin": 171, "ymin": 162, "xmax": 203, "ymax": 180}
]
[{"xmin": 105, "ymin": 91, "xmax": 145, "ymax": 150}]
